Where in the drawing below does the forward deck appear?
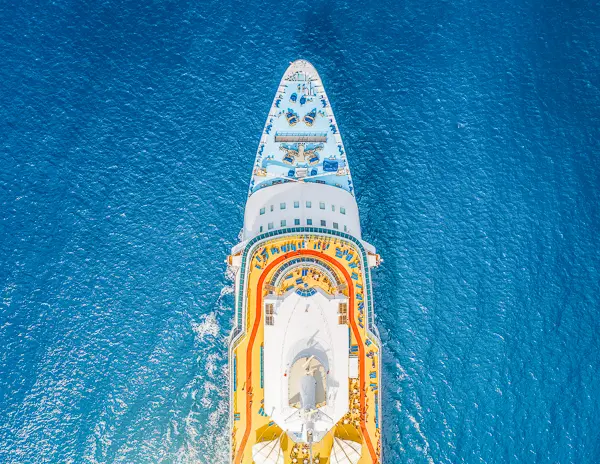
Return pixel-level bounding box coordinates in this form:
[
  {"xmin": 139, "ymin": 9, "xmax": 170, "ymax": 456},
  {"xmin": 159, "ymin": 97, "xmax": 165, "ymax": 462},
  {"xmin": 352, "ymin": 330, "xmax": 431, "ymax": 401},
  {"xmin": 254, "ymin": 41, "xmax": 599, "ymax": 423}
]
[
  {"xmin": 249, "ymin": 60, "xmax": 354, "ymax": 198},
  {"xmin": 229, "ymin": 233, "xmax": 381, "ymax": 463}
]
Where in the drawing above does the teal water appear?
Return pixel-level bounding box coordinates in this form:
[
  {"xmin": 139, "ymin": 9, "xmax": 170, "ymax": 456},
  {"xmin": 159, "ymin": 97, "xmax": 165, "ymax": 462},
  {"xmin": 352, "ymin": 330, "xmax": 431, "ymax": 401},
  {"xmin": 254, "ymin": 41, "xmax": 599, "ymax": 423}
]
[{"xmin": 1, "ymin": 0, "xmax": 599, "ymax": 463}]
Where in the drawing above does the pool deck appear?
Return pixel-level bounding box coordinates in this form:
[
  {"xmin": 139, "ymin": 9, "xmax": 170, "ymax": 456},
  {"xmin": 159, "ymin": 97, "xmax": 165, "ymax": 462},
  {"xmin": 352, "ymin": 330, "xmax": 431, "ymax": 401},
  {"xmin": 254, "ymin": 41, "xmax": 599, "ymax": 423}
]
[
  {"xmin": 249, "ymin": 60, "xmax": 354, "ymax": 198},
  {"xmin": 230, "ymin": 234, "xmax": 381, "ymax": 463}
]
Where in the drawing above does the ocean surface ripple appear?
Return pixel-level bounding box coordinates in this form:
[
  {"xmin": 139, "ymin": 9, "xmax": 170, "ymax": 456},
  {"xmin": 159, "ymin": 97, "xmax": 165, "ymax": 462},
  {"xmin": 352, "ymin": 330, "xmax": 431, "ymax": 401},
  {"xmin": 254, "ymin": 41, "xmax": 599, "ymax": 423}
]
[{"xmin": 1, "ymin": 0, "xmax": 599, "ymax": 462}]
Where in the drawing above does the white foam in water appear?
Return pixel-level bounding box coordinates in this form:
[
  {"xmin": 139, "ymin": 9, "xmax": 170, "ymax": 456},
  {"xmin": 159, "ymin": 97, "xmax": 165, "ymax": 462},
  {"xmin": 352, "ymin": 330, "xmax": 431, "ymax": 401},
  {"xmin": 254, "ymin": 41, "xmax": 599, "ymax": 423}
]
[
  {"xmin": 198, "ymin": 392, "xmax": 229, "ymax": 462},
  {"xmin": 219, "ymin": 283, "xmax": 234, "ymax": 298},
  {"xmin": 407, "ymin": 396, "xmax": 434, "ymax": 464},
  {"xmin": 173, "ymin": 378, "xmax": 229, "ymax": 464},
  {"xmin": 396, "ymin": 362, "xmax": 408, "ymax": 381},
  {"xmin": 191, "ymin": 313, "xmax": 219, "ymax": 341},
  {"xmin": 407, "ymin": 413, "xmax": 434, "ymax": 464},
  {"xmin": 204, "ymin": 353, "xmax": 219, "ymax": 377}
]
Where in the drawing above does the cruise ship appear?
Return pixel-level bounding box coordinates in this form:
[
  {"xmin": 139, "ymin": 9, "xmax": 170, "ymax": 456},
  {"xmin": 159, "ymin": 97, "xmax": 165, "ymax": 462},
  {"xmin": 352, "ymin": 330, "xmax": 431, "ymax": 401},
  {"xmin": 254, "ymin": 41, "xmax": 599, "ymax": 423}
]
[{"xmin": 228, "ymin": 60, "xmax": 382, "ymax": 464}]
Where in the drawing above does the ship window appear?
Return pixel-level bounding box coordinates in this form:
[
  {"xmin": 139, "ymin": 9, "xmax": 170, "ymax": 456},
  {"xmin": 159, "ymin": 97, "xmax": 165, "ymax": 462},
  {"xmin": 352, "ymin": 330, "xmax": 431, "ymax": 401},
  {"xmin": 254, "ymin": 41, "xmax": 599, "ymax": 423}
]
[
  {"xmin": 280, "ymin": 202, "xmax": 286, "ymax": 210},
  {"xmin": 281, "ymin": 219, "xmax": 286, "ymax": 227},
  {"xmin": 341, "ymin": 207, "xmax": 346, "ymax": 215},
  {"xmin": 344, "ymin": 225, "xmax": 348, "ymax": 232},
  {"xmin": 270, "ymin": 205, "xmax": 274, "ymax": 212},
  {"xmin": 294, "ymin": 218, "xmax": 300, "ymax": 225},
  {"xmin": 294, "ymin": 201, "xmax": 300, "ymax": 208},
  {"xmin": 260, "ymin": 207, "xmax": 265, "ymax": 215},
  {"xmin": 332, "ymin": 205, "xmax": 336, "ymax": 212},
  {"xmin": 321, "ymin": 220, "xmax": 326, "ymax": 227},
  {"xmin": 306, "ymin": 201, "xmax": 312, "ymax": 208},
  {"xmin": 268, "ymin": 222, "xmax": 274, "ymax": 230},
  {"xmin": 307, "ymin": 219, "xmax": 313, "ymax": 225},
  {"xmin": 266, "ymin": 303, "xmax": 275, "ymax": 326},
  {"xmin": 338, "ymin": 302, "xmax": 348, "ymax": 325},
  {"xmin": 260, "ymin": 225, "xmax": 263, "ymax": 233},
  {"xmin": 333, "ymin": 222, "xmax": 339, "ymax": 230},
  {"xmin": 319, "ymin": 202, "xmax": 325, "ymax": 210}
]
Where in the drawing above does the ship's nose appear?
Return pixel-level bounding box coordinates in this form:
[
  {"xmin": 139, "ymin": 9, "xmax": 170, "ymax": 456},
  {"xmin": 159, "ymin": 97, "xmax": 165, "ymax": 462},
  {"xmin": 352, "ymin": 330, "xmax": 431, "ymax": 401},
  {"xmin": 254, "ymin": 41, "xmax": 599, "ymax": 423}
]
[{"xmin": 286, "ymin": 59, "xmax": 319, "ymax": 75}]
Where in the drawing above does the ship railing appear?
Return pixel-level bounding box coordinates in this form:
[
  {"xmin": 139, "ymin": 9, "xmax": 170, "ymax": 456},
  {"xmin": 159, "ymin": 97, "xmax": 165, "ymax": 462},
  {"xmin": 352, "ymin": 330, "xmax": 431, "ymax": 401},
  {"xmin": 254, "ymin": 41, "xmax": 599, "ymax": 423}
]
[{"xmin": 274, "ymin": 132, "xmax": 328, "ymax": 142}]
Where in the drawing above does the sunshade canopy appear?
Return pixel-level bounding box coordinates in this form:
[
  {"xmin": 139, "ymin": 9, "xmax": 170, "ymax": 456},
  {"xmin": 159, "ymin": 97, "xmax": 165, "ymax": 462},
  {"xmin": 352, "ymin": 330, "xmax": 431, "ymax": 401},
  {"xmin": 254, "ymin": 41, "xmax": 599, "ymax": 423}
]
[
  {"xmin": 330, "ymin": 437, "xmax": 362, "ymax": 464},
  {"xmin": 252, "ymin": 438, "xmax": 284, "ymax": 464}
]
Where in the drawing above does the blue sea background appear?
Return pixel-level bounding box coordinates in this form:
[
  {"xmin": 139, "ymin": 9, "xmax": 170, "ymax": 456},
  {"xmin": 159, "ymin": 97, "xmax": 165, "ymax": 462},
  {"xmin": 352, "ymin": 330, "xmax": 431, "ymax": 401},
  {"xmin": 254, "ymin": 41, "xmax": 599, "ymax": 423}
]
[{"xmin": 1, "ymin": 0, "xmax": 599, "ymax": 462}]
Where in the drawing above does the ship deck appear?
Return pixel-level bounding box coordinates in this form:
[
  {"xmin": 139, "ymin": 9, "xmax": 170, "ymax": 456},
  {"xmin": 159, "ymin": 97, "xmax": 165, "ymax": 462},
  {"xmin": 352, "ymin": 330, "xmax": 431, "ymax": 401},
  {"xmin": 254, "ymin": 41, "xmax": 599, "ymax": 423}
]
[
  {"xmin": 230, "ymin": 233, "xmax": 381, "ymax": 463},
  {"xmin": 249, "ymin": 60, "xmax": 354, "ymax": 198}
]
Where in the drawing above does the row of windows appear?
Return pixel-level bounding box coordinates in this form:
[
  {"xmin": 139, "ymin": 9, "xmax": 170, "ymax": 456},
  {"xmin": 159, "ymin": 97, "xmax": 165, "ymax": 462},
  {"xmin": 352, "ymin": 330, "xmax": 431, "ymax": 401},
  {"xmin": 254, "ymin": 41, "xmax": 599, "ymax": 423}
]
[
  {"xmin": 260, "ymin": 202, "xmax": 347, "ymax": 215},
  {"xmin": 338, "ymin": 302, "xmax": 348, "ymax": 325},
  {"xmin": 259, "ymin": 219, "xmax": 347, "ymax": 233},
  {"xmin": 265, "ymin": 303, "xmax": 274, "ymax": 326}
]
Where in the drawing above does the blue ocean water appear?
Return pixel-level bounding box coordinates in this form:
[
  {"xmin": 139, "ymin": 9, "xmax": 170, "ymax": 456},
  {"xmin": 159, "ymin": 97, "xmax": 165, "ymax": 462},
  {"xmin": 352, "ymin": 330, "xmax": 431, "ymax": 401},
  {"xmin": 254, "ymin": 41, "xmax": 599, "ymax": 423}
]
[{"xmin": 1, "ymin": 0, "xmax": 599, "ymax": 462}]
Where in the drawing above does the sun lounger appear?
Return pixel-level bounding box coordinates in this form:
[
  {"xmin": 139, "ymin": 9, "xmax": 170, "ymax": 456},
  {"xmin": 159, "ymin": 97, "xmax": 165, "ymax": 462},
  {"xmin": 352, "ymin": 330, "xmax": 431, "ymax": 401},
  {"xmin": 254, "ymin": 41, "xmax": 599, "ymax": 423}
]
[
  {"xmin": 323, "ymin": 157, "xmax": 339, "ymax": 172},
  {"xmin": 286, "ymin": 109, "xmax": 299, "ymax": 125},
  {"xmin": 303, "ymin": 108, "xmax": 317, "ymax": 126}
]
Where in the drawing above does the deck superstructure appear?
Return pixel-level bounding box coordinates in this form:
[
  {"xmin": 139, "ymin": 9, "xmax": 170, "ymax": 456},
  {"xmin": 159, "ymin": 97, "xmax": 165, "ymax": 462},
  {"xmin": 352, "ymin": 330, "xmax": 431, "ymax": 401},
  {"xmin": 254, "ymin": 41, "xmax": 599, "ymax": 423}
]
[{"xmin": 228, "ymin": 60, "xmax": 382, "ymax": 464}]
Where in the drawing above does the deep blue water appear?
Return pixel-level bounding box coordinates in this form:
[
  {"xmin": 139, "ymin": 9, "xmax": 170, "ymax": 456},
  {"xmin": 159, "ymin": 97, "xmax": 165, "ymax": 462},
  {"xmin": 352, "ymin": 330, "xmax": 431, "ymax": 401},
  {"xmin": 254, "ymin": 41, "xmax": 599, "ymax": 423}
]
[{"xmin": 1, "ymin": 0, "xmax": 599, "ymax": 462}]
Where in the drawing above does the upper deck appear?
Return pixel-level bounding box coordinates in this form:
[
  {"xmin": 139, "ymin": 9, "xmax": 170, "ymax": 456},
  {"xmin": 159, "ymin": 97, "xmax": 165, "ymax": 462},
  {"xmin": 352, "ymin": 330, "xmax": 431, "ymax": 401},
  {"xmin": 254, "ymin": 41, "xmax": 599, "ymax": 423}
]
[
  {"xmin": 229, "ymin": 232, "xmax": 382, "ymax": 464},
  {"xmin": 242, "ymin": 61, "xmax": 361, "ymax": 243},
  {"xmin": 249, "ymin": 60, "xmax": 354, "ymax": 197}
]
